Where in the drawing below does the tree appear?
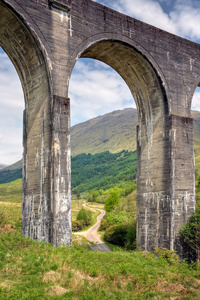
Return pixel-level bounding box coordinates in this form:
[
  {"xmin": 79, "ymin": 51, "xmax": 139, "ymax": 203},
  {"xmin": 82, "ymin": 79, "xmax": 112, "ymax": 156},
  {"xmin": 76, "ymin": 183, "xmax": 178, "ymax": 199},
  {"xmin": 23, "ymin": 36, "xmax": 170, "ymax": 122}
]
[
  {"xmin": 180, "ymin": 206, "xmax": 200, "ymax": 262},
  {"xmin": 105, "ymin": 191, "xmax": 120, "ymax": 212},
  {"xmin": 76, "ymin": 207, "xmax": 92, "ymax": 226}
]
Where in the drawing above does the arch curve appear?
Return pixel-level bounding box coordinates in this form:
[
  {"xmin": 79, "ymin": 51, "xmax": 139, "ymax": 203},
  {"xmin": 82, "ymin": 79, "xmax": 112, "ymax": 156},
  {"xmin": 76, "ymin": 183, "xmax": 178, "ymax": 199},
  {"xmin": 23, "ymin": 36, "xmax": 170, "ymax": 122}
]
[
  {"xmin": 69, "ymin": 37, "xmax": 172, "ymax": 250},
  {"xmin": 0, "ymin": 2, "xmax": 54, "ymax": 243},
  {"xmin": 68, "ymin": 32, "xmax": 170, "ymax": 108},
  {"xmin": 189, "ymin": 78, "xmax": 200, "ymax": 112}
]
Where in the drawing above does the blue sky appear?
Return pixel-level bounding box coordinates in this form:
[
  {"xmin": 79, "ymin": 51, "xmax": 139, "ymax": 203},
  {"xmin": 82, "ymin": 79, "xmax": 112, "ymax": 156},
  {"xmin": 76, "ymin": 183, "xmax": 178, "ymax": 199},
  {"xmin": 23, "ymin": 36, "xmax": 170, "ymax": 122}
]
[{"xmin": 1, "ymin": 0, "xmax": 200, "ymax": 164}]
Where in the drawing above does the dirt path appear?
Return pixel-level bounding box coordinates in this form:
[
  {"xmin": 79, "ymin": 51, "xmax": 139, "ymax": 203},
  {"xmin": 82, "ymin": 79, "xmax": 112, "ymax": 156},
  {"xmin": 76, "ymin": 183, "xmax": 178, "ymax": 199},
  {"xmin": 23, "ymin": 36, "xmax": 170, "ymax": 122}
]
[{"xmin": 75, "ymin": 203, "xmax": 111, "ymax": 252}]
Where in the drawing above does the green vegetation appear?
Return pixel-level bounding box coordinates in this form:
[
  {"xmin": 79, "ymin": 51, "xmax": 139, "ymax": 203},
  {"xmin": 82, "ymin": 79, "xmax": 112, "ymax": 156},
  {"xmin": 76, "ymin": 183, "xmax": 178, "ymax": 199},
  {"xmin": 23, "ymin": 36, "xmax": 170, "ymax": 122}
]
[
  {"xmin": 1, "ymin": 231, "xmax": 200, "ymax": 299},
  {"xmin": 88, "ymin": 185, "xmax": 138, "ymax": 250},
  {"xmin": 180, "ymin": 206, "xmax": 200, "ymax": 262},
  {"xmin": 71, "ymin": 108, "xmax": 138, "ymax": 157},
  {"xmin": 196, "ymin": 171, "xmax": 200, "ymax": 206},
  {"xmin": 0, "ymin": 151, "xmax": 137, "ymax": 192},
  {"xmin": 72, "ymin": 150, "xmax": 137, "ymax": 193},
  {"xmin": 72, "ymin": 207, "xmax": 93, "ymax": 232},
  {"xmin": 104, "ymin": 191, "xmax": 120, "ymax": 212},
  {"xmin": 0, "ymin": 160, "xmax": 22, "ymax": 184},
  {"xmin": 0, "ymin": 179, "xmax": 22, "ymax": 227},
  {"xmin": 0, "ymin": 179, "xmax": 22, "ymax": 203},
  {"xmin": 104, "ymin": 220, "xmax": 136, "ymax": 249},
  {"xmin": 0, "ymin": 106, "xmax": 200, "ymax": 297},
  {"xmin": 77, "ymin": 207, "xmax": 92, "ymax": 225}
]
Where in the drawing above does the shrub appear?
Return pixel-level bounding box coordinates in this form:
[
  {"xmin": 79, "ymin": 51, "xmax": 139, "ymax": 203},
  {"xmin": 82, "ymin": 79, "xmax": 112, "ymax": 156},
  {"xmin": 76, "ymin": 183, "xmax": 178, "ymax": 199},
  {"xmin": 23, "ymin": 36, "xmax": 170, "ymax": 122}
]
[
  {"xmin": 121, "ymin": 184, "xmax": 137, "ymax": 197},
  {"xmin": 104, "ymin": 220, "xmax": 137, "ymax": 249},
  {"xmin": 99, "ymin": 219, "xmax": 110, "ymax": 231},
  {"xmin": 87, "ymin": 191, "xmax": 99, "ymax": 202},
  {"xmin": 125, "ymin": 219, "xmax": 137, "ymax": 250},
  {"xmin": 154, "ymin": 247, "xmax": 179, "ymax": 265},
  {"xmin": 104, "ymin": 224, "xmax": 128, "ymax": 247},
  {"xmin": 105, "ymin": 191, "xmax": 120, "ymax": 212},
  {"xmin": 180, "ymin": 205, "xmax": 200, "ymax": 262},
  {"xmin": 72, "ymin": 220, "xmax": 84, "ymax": 232},
  {"xmin": 105, "ymin": 211, "xmax": 130, "ymax": 225},
  {"xmin": 76, "ymin": 207, "xmax": 92, "ymax": 226}
]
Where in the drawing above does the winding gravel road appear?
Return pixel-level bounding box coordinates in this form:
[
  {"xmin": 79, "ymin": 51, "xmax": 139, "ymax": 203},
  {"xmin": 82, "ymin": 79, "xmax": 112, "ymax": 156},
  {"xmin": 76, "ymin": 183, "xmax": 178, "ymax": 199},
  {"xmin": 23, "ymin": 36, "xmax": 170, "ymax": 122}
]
[{"xmin": 81, "ymin": 203, "xmax": 111, "ymax": 252}]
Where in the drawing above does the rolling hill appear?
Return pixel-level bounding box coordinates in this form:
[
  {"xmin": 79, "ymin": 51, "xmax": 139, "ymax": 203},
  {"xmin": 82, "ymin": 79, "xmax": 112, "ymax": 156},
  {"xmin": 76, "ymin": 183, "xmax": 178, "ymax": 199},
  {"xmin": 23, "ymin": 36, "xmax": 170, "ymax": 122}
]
[
  {"xmin": 0, "ymin": 164, "xmax": 7, "ymax": 169},
  {"xmin": 71, "ymin": 108, "xmax": 138, "ymax": 156},
  {"xmin": 1, "ymin": 108, "xmax": 200, "ymax": 187}
]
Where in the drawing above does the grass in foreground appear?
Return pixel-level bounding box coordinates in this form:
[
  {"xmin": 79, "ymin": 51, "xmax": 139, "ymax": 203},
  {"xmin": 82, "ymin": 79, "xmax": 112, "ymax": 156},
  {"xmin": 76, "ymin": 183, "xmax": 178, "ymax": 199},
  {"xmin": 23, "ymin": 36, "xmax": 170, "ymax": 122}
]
[
  {"xmin": 0, "ymin": 230, "xmax": 200, "ymax": 299},
  {"xmin": 0, "ymin": 179, "xmax": 22, "ymax": 203}
]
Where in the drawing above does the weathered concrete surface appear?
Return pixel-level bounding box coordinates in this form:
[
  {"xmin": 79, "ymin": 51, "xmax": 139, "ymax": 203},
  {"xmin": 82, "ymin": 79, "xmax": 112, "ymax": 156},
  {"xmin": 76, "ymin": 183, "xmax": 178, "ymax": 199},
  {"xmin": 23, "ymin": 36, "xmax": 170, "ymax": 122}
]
[{"xmin": 0, "ymin": 0, "xmax": 199, "ymax": 251}]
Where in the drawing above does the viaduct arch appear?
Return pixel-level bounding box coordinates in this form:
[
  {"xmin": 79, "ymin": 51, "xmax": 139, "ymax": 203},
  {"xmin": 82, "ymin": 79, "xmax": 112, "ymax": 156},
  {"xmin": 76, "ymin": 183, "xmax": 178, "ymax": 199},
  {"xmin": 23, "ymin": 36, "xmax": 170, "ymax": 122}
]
[{"xmin": 0, "ymin": 0, "xmax": 199, "ymax": 252}]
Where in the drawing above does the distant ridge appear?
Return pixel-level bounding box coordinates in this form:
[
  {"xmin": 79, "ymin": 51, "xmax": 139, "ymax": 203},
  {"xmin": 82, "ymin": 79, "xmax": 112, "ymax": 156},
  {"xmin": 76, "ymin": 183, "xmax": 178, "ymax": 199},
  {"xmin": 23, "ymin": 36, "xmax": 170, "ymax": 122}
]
[
  {"xmin": 0, "ymin": 160, "xmax": 22, "ymax": 184},
  {"xmin": 71, "ymin": 108, "xmax": 138, "ymax": 156},
  {"xmin": 0, "ymin": 164, "xmax": 7, "ymax": 169},
  {"xmin": 1, "ymin": 107, "xmax": 200, "ymax": 184},
  {"xmin": 0, "ymin": 160, "xmax": 22, "ymax": 171}
]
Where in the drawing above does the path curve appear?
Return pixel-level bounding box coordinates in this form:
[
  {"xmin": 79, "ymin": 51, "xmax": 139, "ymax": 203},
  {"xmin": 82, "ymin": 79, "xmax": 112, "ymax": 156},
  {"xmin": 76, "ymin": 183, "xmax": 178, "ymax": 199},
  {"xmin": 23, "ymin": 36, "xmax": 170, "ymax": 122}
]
[{"xmin": 80, "ymin": 203, "xmax": 111, "ymax": 252}]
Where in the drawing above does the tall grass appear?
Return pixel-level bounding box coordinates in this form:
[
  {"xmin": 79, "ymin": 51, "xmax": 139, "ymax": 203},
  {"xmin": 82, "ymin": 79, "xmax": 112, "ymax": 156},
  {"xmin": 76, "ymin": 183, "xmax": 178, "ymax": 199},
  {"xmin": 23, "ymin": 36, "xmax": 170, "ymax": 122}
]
[
  {"xmin": 0, "ymin": 230, "xmax": 200, "ymax": 299},
  {"xmin": 0, "ymin": 179, "xmax": 22, "ymax": 203}
]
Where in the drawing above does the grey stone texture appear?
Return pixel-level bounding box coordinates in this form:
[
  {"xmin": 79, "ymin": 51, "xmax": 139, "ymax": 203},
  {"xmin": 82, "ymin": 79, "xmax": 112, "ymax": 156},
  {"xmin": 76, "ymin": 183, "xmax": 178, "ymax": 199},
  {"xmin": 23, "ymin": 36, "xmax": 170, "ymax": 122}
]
[{"xmin": 0, "ymin": 0, "xmax": 199, "ymax": 251}]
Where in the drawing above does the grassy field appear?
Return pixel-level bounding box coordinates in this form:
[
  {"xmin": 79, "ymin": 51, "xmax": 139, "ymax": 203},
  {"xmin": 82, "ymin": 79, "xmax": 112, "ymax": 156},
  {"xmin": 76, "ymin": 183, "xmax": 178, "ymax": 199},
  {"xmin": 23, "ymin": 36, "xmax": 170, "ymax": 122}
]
[
  {"xmin": 0, "ymin": 179, "xmax": 22, "ymax": 203},
  {"xmin": 1, "ymin": 182, "xmax": 200, "ymax": 298},
  {"xmin": 0, "ymin": 230, "xmax": 200, "ymax": 299}
]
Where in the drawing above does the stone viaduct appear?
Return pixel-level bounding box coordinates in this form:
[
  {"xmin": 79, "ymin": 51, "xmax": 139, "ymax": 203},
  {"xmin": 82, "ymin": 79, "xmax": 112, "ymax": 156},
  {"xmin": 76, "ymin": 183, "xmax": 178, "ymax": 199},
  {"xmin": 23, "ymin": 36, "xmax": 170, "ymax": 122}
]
[{"xmin": 0, "ymin": 0, "xmax": 199, "ymax": 252}]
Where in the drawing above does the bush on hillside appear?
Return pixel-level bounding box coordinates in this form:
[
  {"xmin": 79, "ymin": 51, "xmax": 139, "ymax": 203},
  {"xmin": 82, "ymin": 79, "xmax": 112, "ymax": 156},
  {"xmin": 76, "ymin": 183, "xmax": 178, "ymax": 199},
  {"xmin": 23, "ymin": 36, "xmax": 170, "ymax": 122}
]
[
  {"xmin": 87, "ymin": 191, "xmax": 99, "ymax": 202},
  {"xmin": 125, "ymin": 219, "xmax": 137, "ymax": 250},
  {"xmin": 180, "ymin": 206, "xmax": 200, "ymax": 262},
  {"xmin": 105, "ymin": 191, "xmax": 120, "ymax": 212},
  {"xmin": 72, "ymin": 220, "xmax": 84, "ymax": 232},
  {"xmin": 104, "ymin": 224, "xmax": 128, "ymax": 247},
  {"xmin": 104, "ymin": 220, "xmax": 137, "ymax": 249},
  {"xmin": 121, "ymin": 183, "xmax": 137, "ymax": 197},
  {"xmin": 154, "ymin": 247, "xmax": 179, "ymax": 265},
  {"xmin": 105, "ymin": 211, "xmax": 130, "ymax": 225},
  {"xmin": 76, "ymin": 207, "xmax": 92, "ymax": 226},
  {"xmin": 99, "ymin": 219, "xmax": 110, "ymax": 231}
]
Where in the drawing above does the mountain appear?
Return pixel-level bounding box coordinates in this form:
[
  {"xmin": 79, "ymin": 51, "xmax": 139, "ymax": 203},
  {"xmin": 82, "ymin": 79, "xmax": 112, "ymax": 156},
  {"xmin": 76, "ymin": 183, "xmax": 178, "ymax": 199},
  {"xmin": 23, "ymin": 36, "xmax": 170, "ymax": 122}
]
[
  {"xmin": 0, "ymin": 164, "xmax": 7, "ymax": 169},
  {"xmin": 71, "ymin": 108, "xmax": 138, "ymax": 156},
  {"xmin": 71, "ymin": 150, "xmax": 137, "ymax": 193},
  {"xmin": 1, "ymin": 108, "xmax": 200, "ymax": 186},
  {"xmin": 0, "ymin": 160, "xmax": 22, "ymax": 184}
]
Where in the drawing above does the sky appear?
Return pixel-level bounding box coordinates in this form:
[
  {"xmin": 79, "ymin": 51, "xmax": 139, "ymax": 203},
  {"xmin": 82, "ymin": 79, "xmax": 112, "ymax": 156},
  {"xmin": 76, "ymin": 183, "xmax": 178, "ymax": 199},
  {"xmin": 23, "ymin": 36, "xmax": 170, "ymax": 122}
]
[{"xmin": 1, "ymin": 0, "xmax": 200, "ymax": 165}]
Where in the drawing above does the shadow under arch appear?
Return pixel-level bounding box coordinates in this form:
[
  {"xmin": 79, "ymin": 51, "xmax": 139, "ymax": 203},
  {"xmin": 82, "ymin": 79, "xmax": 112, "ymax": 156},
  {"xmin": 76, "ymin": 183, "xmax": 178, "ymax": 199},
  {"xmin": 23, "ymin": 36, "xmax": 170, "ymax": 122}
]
[
  {"xmin": 69, "ymin": 39, "xmax": 172, "ymax": 251},
  {"xmin": 0, "ymin": 3, "xmax": 54, "ymax": 243}
]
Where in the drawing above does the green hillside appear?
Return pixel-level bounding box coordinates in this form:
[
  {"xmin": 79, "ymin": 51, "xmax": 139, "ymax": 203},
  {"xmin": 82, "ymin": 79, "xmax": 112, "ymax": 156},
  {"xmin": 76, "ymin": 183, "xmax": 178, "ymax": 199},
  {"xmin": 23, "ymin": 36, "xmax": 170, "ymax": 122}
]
[
  {"xmin": 71, "ymin": 108, "xmax": 138, "ymax": 156},
  {"xmin": 1, "ymin": 108, "xmax": 200, "ymax": 190},
  {"xmin": 0, "ymin": 164, "xmax": 7, "ymax": 169},
  {"xmin": 1, "ymin": 230, "xmax": 200, "ymax": 299},
  {"xmin": 72, "ymin": 150, "xmax": 137, "ymax": 193},
  {"xmin": 0, "ymin": 160, "xmax": 22, "ymax": 184}
]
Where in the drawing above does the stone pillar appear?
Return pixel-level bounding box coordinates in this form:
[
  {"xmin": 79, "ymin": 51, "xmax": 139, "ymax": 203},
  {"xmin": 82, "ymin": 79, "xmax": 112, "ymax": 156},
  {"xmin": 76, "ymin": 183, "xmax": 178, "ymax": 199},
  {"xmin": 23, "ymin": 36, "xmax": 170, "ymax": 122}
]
[
  {"xmin": 169, "ymin": 115, "xmax": 196, "ymax": 251},
  {"xmin": 51, "ymin": 95, "xmax": 72, "ymax": 246},
  {"xmin": 22, "ymin": 99, "xmax": 52, "ymax": 242},
  {"xmin": 137, "ymin": 114, "xmax": 196, "ymax": 252},
  {"xmin": 137, "ymin": 114, "xmax": 171, "ymax": 251}
]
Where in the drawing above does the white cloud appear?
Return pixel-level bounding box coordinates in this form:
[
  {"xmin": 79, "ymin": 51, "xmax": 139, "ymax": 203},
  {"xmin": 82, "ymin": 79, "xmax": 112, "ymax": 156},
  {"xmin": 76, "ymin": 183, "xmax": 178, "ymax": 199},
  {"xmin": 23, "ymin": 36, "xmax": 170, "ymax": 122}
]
[
  {"xmin": 69, "ymin": 59, "xmax": 135, "ymax": 125},
  {"xmin": 171, "ymin": 1, "xmax": 200, "ymax": 40},
  {"xmin": 192, "ymin": 88, "xmax": 200, "ymax": 111},
  {"xmin": 112, "ymin": 0, "xmax": 177, "ymax": 34},
  {"xmin": 0, "ymin": 50, "xmax": 24, "ymax": 165}
]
